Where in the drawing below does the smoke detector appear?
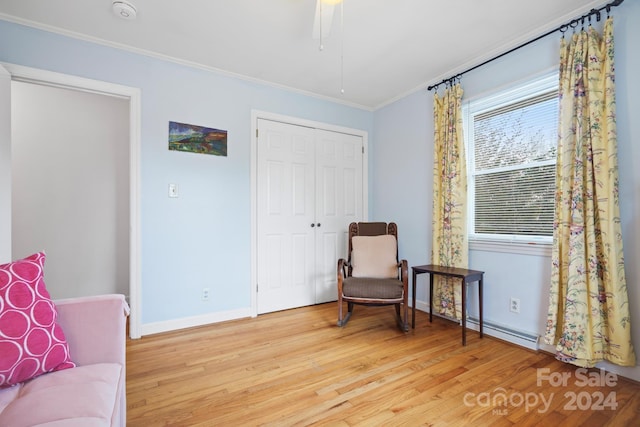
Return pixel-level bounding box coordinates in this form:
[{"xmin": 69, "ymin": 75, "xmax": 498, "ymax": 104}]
[{"xmin": 112, "ymin": 1, "xmax": 137, "ymax": 20}]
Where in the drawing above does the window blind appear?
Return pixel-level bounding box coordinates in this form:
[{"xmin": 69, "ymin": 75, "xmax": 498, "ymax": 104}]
[{"xmin": 471, "ymin": 90, "xmax": 558, "ymax": 237}]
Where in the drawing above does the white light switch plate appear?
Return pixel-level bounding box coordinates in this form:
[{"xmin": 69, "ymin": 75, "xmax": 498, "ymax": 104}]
[{"xmin": 168, "ymin": 183, "xmax": 178, "ymax": 198}]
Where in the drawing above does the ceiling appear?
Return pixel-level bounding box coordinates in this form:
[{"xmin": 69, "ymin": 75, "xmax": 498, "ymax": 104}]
[{"xmin": 0, "ymin": 0, "xmax": 608, "ymax": 110}]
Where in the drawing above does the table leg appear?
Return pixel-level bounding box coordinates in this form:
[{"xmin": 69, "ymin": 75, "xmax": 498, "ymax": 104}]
[
  {"xmin": 412, "ymin": 269, "xmax": 417, "ymax": 329},
  {"xmin": 429, "ymin": 274, "xmax": 433, "ymax": 323},
  {"xmin": 479, "ymin": 277, "xmax": 483, "ymax": 338},
  {"xmin": 461, "ymin": 278, "xmax": 467, "ymax": 346}
]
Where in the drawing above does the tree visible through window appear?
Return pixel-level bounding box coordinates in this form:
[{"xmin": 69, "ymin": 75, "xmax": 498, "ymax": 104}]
[{"xmin": 464, "ymin": 74, "xmax": 558, "ymax": 240}]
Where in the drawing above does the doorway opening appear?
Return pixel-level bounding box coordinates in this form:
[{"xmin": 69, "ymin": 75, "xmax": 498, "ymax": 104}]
[{"xmin": 3, "ymin": 63, "xmax": 142, "ymax": 338}]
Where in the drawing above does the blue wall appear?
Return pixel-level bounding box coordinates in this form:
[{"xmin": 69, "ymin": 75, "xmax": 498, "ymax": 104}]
[
  {"xmin": 374, "ymin": 4, "xmax": 640, "ymax": 379},
  {"xmin": 0, "ymin": 19, "xmax": 373, "ymax": 325}
]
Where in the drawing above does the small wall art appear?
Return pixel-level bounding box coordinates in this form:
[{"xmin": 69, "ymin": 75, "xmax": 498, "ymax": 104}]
[{"xmin": 168, "ymin": 121, "xmax": 228, "ymax": 156}]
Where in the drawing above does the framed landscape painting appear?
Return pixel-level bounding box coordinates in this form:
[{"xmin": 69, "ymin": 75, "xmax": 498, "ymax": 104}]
[{"xmin": 168, "ymin": 121, "xmax": 227, "ymax": 156}]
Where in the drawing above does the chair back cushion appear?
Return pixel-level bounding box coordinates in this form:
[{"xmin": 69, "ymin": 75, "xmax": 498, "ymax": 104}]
[{"xmin": 351, "ymin": 235, "xmax": 398, "ymax": 279}]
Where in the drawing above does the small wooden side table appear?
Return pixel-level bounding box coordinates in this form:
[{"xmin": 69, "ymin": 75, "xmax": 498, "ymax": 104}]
[{"xmin": 411, "ymin": 264, "xmax": 484, "ymax": 346}]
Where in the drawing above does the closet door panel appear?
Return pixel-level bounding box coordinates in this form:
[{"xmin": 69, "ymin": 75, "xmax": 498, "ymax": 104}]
[
  {"xmin": 257, "ymin": 119, "xmax": 364, "ymax": 312},
  {"xmin": 315, "ymin": 129, "xmax": 363, "ymax": 304},
  {"xmin": 257, "ymin": 119, "xmax": 315, "ymax": 313}
]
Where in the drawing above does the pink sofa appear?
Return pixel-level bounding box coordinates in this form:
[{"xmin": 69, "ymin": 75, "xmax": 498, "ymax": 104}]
[{"xmin": 0, "ymin": 294, "xmax": 129, "ymax": 427}]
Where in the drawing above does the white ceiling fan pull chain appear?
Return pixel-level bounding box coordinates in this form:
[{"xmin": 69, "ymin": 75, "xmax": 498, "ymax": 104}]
[{"xmin": 319, "ymin": 0, "xmax": 324, "ymax": 51}]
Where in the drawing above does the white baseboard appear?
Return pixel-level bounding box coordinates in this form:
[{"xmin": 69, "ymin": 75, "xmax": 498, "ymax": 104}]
[
  {"xmin": 466, "ymin": 317, "xmax": 538, "ymax": 351},
  {"xmin": 413, "ymin": 300, "xmax": 538, "ymax": 350},
  {"xmin": 139, "ymin": 307, "xmax": 252, "ymax": 336}
]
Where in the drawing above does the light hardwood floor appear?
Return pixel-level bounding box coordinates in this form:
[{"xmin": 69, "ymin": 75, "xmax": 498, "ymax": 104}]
[{"xmin": 126, "ymin": 303, "xmax": 640, "ymax": 426}]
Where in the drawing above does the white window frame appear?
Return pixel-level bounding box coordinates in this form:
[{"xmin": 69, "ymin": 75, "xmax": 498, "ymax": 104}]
[{"xmin": 462, "ymin": 72, "xmax": 558, "ymax": 256}]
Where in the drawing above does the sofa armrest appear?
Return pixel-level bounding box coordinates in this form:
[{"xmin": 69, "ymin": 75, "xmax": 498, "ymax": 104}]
[{"xmin": 54, "ymin": 294, "xmax": 130, "ymax": 367}]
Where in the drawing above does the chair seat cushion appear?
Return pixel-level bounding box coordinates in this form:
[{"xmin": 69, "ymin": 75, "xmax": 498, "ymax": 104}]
[{"xmin": 342, "ymin": 277, "xmax": 403, "ymax": 300}]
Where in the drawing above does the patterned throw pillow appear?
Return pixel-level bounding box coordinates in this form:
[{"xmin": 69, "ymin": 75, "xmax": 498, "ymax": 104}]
[{"xmin": 0, "ymin": 252, "xmax": 75, "ymax": 388}]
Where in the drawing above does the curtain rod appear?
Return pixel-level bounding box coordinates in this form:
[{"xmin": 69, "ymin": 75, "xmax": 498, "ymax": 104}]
[{"xmin": 427, "ymin": 0, "xmax": 624, "ymax": 91}]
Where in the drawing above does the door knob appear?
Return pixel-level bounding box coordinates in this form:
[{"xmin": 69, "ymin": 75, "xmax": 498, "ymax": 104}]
[
  {"xmin": 317, "ymin": 223, "xmax": 321, "ymax": 227},
  {"xmin": 311, "ymin": 223, "xmax": 315, "ymax": 227}
]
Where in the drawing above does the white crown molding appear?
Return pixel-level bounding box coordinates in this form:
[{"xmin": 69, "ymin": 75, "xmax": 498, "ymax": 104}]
[{"xmin": 0, "ymin": 13, "xmax": 373, "ymax": 112}]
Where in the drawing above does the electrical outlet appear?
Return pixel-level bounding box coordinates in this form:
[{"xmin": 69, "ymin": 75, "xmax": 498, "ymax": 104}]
[
  {"xmin": 510, "ymin": 297, "xmax": 520, "ymax": 314},
  {"xmin": 202, "ymin": 288, "xmax": 210, "ymax": 301}
]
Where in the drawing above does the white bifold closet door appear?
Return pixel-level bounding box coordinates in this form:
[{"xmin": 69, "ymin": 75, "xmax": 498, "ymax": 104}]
[{"xmin": 256, "ymin": 118, "xmax": 363, "ymax": 314}]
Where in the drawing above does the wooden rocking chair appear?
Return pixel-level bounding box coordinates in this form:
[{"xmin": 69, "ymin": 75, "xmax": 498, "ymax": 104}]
[{"xmin": 337, "ymin": 222, "xmax": 409, "ymax": 331}]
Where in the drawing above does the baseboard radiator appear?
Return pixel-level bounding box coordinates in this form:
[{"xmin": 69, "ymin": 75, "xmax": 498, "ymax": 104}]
[{"xmin": 467, "ymin": 316, "xmax": 539, "ymax": 350}]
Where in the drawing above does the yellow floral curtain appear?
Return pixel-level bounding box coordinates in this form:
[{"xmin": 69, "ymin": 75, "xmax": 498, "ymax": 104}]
[
  {"xmin": 544, "ymin": 17, "xmax": 636, "ymax": 368},
  {"xmin": 432, "ymin": 84, "xmax": 468, "ymax": 320}
]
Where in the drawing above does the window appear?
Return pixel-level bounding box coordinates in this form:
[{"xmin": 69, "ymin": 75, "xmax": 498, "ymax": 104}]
[{"xmin": 463, "ymin": 73, "xmax": 558, "ymax": 246}]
